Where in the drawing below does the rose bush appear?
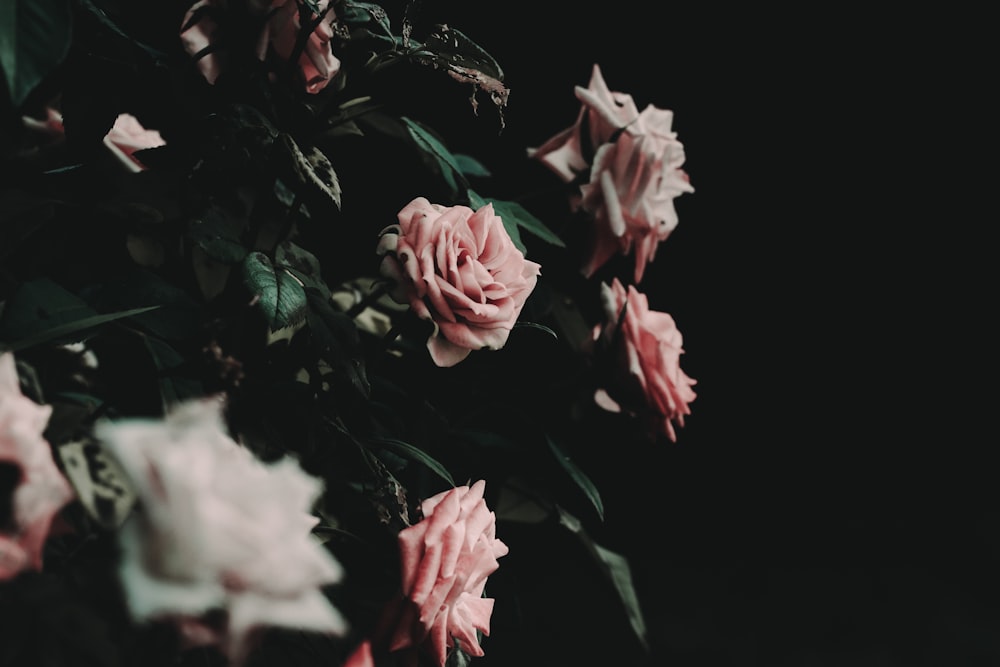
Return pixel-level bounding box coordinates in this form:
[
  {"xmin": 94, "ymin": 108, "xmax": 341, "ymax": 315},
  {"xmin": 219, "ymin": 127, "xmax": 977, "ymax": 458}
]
[
  {"xmin": 377, "ymin": 197, "xmax": 542, "ymax": 367},
  {"xmin": 0, "ymin": 352, "xmax": 74, "ymax": 580},
  {"xmin": 375, "ymin": 480, "xmax": 508, "ymax": 667},
  {"xmin": 94, "ymin": 397, "xmax": 347, "ymax": 665},
  {"xmin": 593, "ymin": 278, "xmax": 697, "ymax": 442}
]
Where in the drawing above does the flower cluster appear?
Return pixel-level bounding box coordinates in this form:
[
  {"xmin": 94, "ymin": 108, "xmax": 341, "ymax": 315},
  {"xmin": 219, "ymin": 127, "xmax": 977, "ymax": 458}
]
[{"xmin": 0, "ymin": 2, "xmax": 702, "ymax": 666}]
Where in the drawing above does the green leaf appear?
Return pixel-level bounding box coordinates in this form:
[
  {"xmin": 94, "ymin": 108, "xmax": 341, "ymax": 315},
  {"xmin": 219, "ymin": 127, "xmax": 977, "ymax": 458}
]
[
  {"xmin": 468, "ymin": 190, "xmax": 525, "ymax": 254},
  {"xmin": 454, "ymin": 153, "xmax": 491, "ymax": 178},
  {"xmin": 557, "ymin": 506, "xmax": 648, "ymax": 650},
  {"xmin": 0, "ymin": 0, "xmax": 73, "ymax": 107},
  {"xmin": 304, "ymin": 286, "xmax": 370, "ymax": 399},
  {"xmin": 187, "ymin": 205, "xmax": 250, "ymax": 264},
  {"xmin": 367, "ymin": 436, "xmax": 455, "ymax": 487},
  {"xmin": 476, "ymin": 193, "xmax": 566, "ymax": 248},
  {"xmin": 0, "ymin": 278, "xmax": 160, "ymax": 351},
  {"xmin": 402, "ymin": 116, "xmax": 468, "ymax": 195},
  {"xmin": 242, "ymin": 251, "xmax": 308, "ymax": 330},
  {"xmin": 546, "ymin": 435, "xmax": 604, "ymax": 521}
]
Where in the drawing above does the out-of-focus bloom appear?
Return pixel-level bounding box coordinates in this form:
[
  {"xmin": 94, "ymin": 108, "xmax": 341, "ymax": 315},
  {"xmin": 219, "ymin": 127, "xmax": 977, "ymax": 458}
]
[
  {"xmin": 103, "ymin": 113, "xmax": 167, "ymax": 172},
  {"xmin": 343, "ymin": 639, "xmax": 375, "ymax": 667},
  {"xmin": 0, "ymin": 353, "xmax": 74, "ymax": 581},
  {"xmin": 527, "ymin": 63, "xmax": 639, "ymax": 182},
  {"xmin": 384, "ymin": 480, "xmax": 508, "ymax": 667},
  {"xmin": 180, "ymin": 0, "xmax": 341, "ymax": 94},
  {"xmin": 94, "ymin": 397, "xmax": 347, "ymax": 666},
  {"xmin": 262, "ymin": 0, "xmax": 341, "ymax": 94},
  {"xmin": 377, "ymin": 197, "xmax": 541, "ymax": 367},
  {"xmin": 593, "ymin": 278, "xmax": 696, "ymax": 442},
  {"xmin": 21, "ymin": 109, "xmax": 166, "ymax": 172},
  {"xmin": 579, "ymin": 104, "xmax": 694, "ymax": 283}
]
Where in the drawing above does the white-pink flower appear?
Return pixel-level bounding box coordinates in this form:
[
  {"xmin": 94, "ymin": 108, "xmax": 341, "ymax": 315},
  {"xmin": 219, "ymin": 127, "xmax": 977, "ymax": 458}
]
[
  {"xmin": 0, "ymin": 352, "xmax": 74, "ymax": 581},
  {"xmin": 579, "ymin": 105, "xmax": 694, "ymax": 283},
  {"xmin": 593, "ymin": 278, "xmax": 697, "ymax": 442},
  {"xmin": 103, "ymin": 113, "xmax": 167, "ymax": 172},
  {"xmin": 94, "ymin": 397, "xmax": 347, "ymax": 666},
  {"xmin": 386, "ymin": 480, "xmax": 508, "ymax": 667}
]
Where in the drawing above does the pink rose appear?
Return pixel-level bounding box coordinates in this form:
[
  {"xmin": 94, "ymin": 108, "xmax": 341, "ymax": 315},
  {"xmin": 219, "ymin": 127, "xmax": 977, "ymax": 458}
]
[
  {"xmin": 377, "ymin": 197, "xmax": 542, "ymax": 367},
  {"xmin": 180, "ymin": 0, "xmax": 341, "ymax": 94},
  {"xmin": 593, "ymin": 278, "xmax": 696, "ymax": 442},
  {"xmin": 103, "ymin": 113, "xmax": 167, "ymax": 173},
  {"xmin": 385, "ymin": 480, "xmax": 508, "ymax": 667},
  {"xmin": 94, "ymin": 397, "xmax": 347, "ymax": 666},
  {"xmin": 579, "ymin": 104, "xmax": 694, "ymax": 283},
  {"xmin": 0, "ymin": 353, "xmax": 75, "ymax": 581},
  {"xmin": 528, "ymin": 63, "xmax": 640, "ymax": 182},
  {"xmin": 263, "ymin": 0, "xmax": 341, "ymax": 94}
]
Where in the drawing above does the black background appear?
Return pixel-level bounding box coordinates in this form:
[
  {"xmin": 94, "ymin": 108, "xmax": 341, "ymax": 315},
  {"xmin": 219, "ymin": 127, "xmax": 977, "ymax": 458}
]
[{"xmin": 390, "ymin": 3, "xmax": 996, "ymax": 666}]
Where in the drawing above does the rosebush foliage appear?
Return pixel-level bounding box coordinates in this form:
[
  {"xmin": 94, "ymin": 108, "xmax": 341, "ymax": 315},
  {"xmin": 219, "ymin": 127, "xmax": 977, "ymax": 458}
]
[{"xmin": 0, "ymin": 1, "xmax": 699, "ymax": 666}]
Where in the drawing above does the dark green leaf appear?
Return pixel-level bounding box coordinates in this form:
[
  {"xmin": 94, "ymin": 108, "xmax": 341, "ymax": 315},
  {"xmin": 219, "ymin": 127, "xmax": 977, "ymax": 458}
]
[
  {"xmin": 557, "ymin": 507, "xmax": 648, "ymax": 649},
  {"xmin": 242, "ymin": 251, "xmax": 308, "ymax": 330},
  {"xmin": 277, "ymin": 241, "xmax": 329, "ymax": 294},
  {"xmin": 0, "ymin": 0, "xmax": 72, "ymax": 107},
  {"xmin": 304, "ymin": 286, "xmax": 370, "ymax": 398},
  {"xmin": 402, "ymin": 116, "xmax": 468, "ymax": 195},
  {"xmin": 454, "ymin": 153, "xmax": 491, "ymax": 178},
  {"xmin": 2, "ymin": 307, "xmax": 161, "ymax": 352},
  {"xmin": 546, "ymin": 435, "xmax": 604, "ymax": 521},
  {"xmin": 479, "ymin": 194, "xmax": 566, "ymax": 248},
  {"xmin": 0, "ymin": 278, "xmax": 158, "ymax": 351},
  {"xmin": 367, "ymin": 436, "xmax": 456, "ymax": 487},
  {"xmin": 188, "ymin": 205, "xmax": 250, "ymax": 264}
]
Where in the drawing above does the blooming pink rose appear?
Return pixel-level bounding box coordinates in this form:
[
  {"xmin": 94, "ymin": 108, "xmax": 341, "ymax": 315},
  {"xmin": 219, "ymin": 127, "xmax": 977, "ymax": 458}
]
[
  {"xmin": 94, "ymin": 397, "xmax": 347, "ymax": 666},
  {"xmin": 385, "ymin": 480, "xmax": 508, "ymax": 667},
  {"xmin": 0, "ymin": 353, "xmax": 75, "ymax": 581},
  {"xmin": 527, "ymin": 63, "xmax": 639, "ymax": 182},
  {"xmin": 180, "ymin": 0, "xmax": 341, "ymax": 94},
  {"xmin": 377, "ymin": 197, "xmax": 542, "ymax": 367},
  {"xmin": 593, "ymin": 278, "xmax": 696, "ymax": 442},
  {"xmin": 579, "ymin": 104, "xmax": 694, "ymax": 283}
]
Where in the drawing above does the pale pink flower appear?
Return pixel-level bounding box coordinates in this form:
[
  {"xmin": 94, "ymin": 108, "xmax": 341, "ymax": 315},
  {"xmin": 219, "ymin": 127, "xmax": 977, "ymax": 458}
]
[
  {"xmin": 343, "ymin": 639, "xmax": 375, "ymax": 667},
  {"xmin": 180, "ymin": 0, "xmax": 341, "ymax": 94},
  {"xmin": 579, "ymin": 105, "xmax": 694, "ymax": 283},
  {"xmin": 0, "ymin": 352, "xmax": 75, "ymax": 581},
  {"xmin": 103, "ymin": 113, "xmax": 167, "ymax": 173},
  {"xmin": 94, "ymin": 397, "xmax": 347, "ymax": 666},
  {"xmin": 593, "ymin": 278, "xmax": 696, "ymax": 442},
  {"xmin": 385, "ymin": 481, "xmax": 508, "ymax": 667},
  {"xmin": 21, "ymin": 108, "xmax": 166, "ymax": 173},
  {"xmin": 528, "ymin": 63, "xmax": 640, "ymax": 182},
  {"xmin": 262, "ymin": 0, "xmax": 341, "ymax": 94},
  {"xmin": 377, "ymin": 197, "xmax": 541, "ymax": 367}
]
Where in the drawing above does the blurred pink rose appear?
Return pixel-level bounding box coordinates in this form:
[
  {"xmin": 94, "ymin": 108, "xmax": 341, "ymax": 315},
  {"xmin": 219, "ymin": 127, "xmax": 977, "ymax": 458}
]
[
  {"xmin": 528, "ymin": 63, "xmax": 639, "ymax": 182},
  {"xmin": 94, "ymin": 397, "xmax": 347, "ymax": 666},
  {"xmin": 579, "ymin": 104, "xmax": 694, "ymax": 283},
  {"xmin": 593, "ymin": 278, "xmax": 696, "ymax": 442},
  {"xmin": 377, "ymin": 197, "xmax": 541, "ymax": 367},
  {"xmin": 0, "ymin": 353, "xmax": 75, "ymax": 581},
  {"xmin": 180, "ymin": 0, "xmax": 341, "ymax": 94},
  {"xmin": 103, "ymin": 113, "xmax": 167, "ymax": 172},
  {"xmin": 385, "ymin": 480, "xmax": 508, "ymax": 667},
  {"xmin": 21, "ymin": 109, "xmax": 166, "ymax": 173},
  {"xmin": 263, "ymin": 0, "xmax": 341, "ymax": 94}
]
